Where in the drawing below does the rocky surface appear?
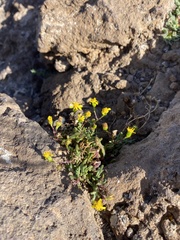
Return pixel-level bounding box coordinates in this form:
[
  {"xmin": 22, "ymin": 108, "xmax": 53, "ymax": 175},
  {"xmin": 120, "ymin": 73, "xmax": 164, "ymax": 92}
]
[
  {"xmin": 0, "ymin": 0, "xmax": 180, "ymax": 240},
  {"xmin": 37, "ymin": 0, "xmax": 173, "ymax": 71},
  {"xmin": 40, "ymin": 40, "xmax": 180, "ymax": 136},
  {"xmin": 0, "ymin": 0, "xmax": 45, "ymax": 119},
  {"xmin": 106, "ymin": 91, "xmax": 180, "ymax": 240},
  {"xmin": 0, "ymin": 93, "xmax": 104, "ymax": 240},
  {"xmin": 38, "ymin": 0, "xmax": 179, "ymax": 137}
]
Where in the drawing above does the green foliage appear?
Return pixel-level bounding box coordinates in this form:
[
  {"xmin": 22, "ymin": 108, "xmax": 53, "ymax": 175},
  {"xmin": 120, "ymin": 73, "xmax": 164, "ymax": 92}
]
[
  {"xmin": 162, "ymin": 0, "xmax": 180, "ymax": 42},
  {"xmin": 43, "ymin": 99, "xmax": 136, "ymax": 205}
]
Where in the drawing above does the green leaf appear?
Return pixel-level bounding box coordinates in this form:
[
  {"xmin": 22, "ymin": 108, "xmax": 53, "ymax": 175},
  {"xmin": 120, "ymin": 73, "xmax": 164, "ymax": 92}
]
[
  {"xmin": 75, "ymin": 166, "xmax": 81, "ymax": 178},
  {"xmin": 96, "ymin": 165, "xmax": 104, "ymax": 179},
  {"xmin": 95, "ymin": 136, "xmax": 105, "ymax": 157}
]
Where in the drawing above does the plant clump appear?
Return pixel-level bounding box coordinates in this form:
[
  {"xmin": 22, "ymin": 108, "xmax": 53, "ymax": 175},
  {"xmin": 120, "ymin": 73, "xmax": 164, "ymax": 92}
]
[
  {"xmin": 162, "ymin": 0, "xmax": 180, "ymax": 42},
  {"xmin": 43, "ymin": 98, "xmax": 136, "ymax": 211}
]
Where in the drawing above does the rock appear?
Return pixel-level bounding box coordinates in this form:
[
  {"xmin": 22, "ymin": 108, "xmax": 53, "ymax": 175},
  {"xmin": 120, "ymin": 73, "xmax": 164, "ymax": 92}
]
[
  {"xmin": 38, "ymin": 0, "xmax": 178, "ymax": 133},
  {"xmin": 162, "ymin": 49, "xmax": 180, "ymax": 63},
  {"xmin": 169, "ymin": 74, "xmax": 177, "ymax": 82},
  {"xmin": 110, "ymin": 210, "xmax": 130, "ymax": 239},
  {"xmin": 40, "ymin": 70, "xmax": 93, "ymax": 116},
  {"xmin": 148, "ymin": 72, "xmax": 174, "ymax": 103},
  {"xmin": 37, "ymin": 0, "xmax": 173, "ymax": 71},
  {"xmin": 169, "ymin": 82, "xmax": 179, "ymax": 91},
  {"xmin": 0, "ymin": 93, "xmax": 104, "ymax": 240},
  {"xmin": 161, "ymin": 218, "xmax": 179, "ymax": 240},
  {"xmin": 115, "ymin": 80, "xmax": 129, "ymax": 90},
  {"xmin": 106, "ymin": 91, "xmax": 180, "ymax": 239},
  {"xmin": 54, "ymin": 56, "xmax": 71, "ymax": 72},
  {"xmin": 0, "ymin": 0, "xmax": 45, "ymax": 118}
]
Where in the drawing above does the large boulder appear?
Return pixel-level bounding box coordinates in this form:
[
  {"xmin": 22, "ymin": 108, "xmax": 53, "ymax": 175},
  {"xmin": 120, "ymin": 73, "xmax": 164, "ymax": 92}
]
[
  {"xmin": 0, "ymin": 93, "xmax": 103, "ymax": 240},
  {"xmin": 106, "ymin": 91, "xmax": 180, "ymax": 239},
  {"xmin": 37, "ymin": 0, "xmax": 174, "ymax": 72}
]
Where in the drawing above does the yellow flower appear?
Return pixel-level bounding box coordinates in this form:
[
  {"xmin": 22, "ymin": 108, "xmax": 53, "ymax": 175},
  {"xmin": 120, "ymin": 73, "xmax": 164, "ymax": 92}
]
[
  {"xmin": 85, "ymin": 111, "xmax": 91, "ymax": 119},
  {"xmin": 47, "ymin": 116, "xmax": 53, "ymax": 127},
  {"xmin": 92, "ymin": 199, "xmax": 106, "ymax": 211},
  {"xmin": 69, "ymin": 102, "xmax": 83, "ymax": 112},
  {"xmin": 102, "ymin": 122, "xmax": 108, "ymax": 131},
  {"xmin": 43, "ymin": 151, "xmax": 53, "ymax": 162},
  {"xmin": 101, "ymin": 107, "xmax": 111, "ymax": 116},
  {"xmin": 89, "ymin": 98, "xmax": 99, "ymax": 108},
  {"xmin": 55, "ymin": 121, "xmax": 62, "ymax": 130},
  {"xmin": 124, "ymin": 126, "xmax": 136, "ymax": 139},
  {"xmin": 77, "ymin": 114, "xmax": 85, "ymax": 123}
]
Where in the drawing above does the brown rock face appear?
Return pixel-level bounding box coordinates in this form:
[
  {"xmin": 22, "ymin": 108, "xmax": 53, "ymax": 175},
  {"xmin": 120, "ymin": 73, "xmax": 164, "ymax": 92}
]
[
  {"xmin": 37, "ymin": 0, "xmax": 173, "ymax": 71},
  {"xmin": 0, "ymin": 94, "xmax": 103, "ymax": 240},
  {"xmin": 106, "ymin": 91, "xmax": 180, "ymax": 239}
]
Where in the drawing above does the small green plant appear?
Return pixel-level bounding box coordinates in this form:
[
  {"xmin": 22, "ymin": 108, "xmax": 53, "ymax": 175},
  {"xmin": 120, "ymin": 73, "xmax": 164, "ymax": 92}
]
[
  {"xmin": 162, "ymin": 0, "xmax": 180, "ymax": 42},
  {"xmin": 43, "ymin": 98, "xmax": 136, "ymax": 211}
]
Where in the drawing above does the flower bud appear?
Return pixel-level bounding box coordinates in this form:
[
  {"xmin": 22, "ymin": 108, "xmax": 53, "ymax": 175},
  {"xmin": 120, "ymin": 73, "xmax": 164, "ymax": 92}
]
[{"xmin": 102, "ymin": 122, "xmax": 108, "ymax": 131}]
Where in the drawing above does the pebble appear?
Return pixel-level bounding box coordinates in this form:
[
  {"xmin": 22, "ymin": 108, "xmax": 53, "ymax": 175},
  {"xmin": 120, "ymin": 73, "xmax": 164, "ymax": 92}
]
[
  {"xmin": 140, "ymin": 77, "xmax": 146, "ymax": 82},
  {"xmin": 169, "ymin": 82, "xmax": 179, "ymax": 91},
  {"xmin": 110, "ymin": 214, "xmax": 118, "ymax": 227},
  {"xmin": 163, "ymin": 45, "xmax": 170, "ymax": 53},
  {"xmin": 161, "ymin": 61, "xmax": 169, "ymax": 68},
  {"xmin": 169, "ymin": 75, "xmax": 177, "ymax": 82},
  {"xmin": 140, "ymin": 202, "xmax": 148, "ymax": 212},
  {"xmin": 126, "ymin": 227, "xmax": 134, "ymax": 238},
  {"xmin": 127, "ymin": 74, "xmax": 134, "ymax": 82},
  {"xmin": 54, "ymin": 57, "xmax": 70, "ymax": 72},
  {"xmin": 161, "ymin": 218, "xmax": 178, "ymax": 240},
  {"xmin": 115, "ymin": 79, "xmax": 129, "ymax": 89}
]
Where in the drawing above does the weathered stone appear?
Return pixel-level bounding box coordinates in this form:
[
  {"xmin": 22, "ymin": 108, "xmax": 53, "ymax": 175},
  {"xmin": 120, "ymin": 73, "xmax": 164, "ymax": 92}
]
[
  {"xmin": 161, "ymin": 218, "xmax": 179, "ymax": 240},
  {"xmin": 40, "ymin": 70, "xmax": 93, "ymax": 116},
  {"xmin": 162, "ymin": 49, "xmax": 180, "ymax": 62},
  {"xmin": 37, "ymin": 0, "xmax": 173, "ymax": 71},
  {"xmin": 148, "ymin": 72, "xmax": 174, "ymax": 102},
  {"xmin": 0, "ymin": 94, "xmax": 104, "ymax": 240},
  {"xmin": 169, "ymin": 82, "xmax": 179, "ymax": 91},
  {"xmin": 106, "ymin": 91, "xmax": 180, "ymax": 239},
  {"xmin": 54, "ymin": 56, "xmax": 71, "ymax": 72},
  {"xmin": 115, "ymin": 80, "xmax": 129, "ymax": 90},
  {"xmin": 0, "ymin": 0, "xmax": 44, "ymax": 118}
]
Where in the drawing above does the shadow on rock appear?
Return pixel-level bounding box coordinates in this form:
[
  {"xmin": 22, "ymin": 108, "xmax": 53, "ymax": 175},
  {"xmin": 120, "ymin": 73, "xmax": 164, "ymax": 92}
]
[{"xmin": 0, "ymin": 0, "xmax": 46, "ymax": 119}]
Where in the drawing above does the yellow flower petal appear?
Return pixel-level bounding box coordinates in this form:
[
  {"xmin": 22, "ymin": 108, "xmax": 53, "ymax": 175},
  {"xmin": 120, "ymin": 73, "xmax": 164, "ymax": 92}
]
[
  {"xmin": 89, "ymin": 98, "xmax": 99, "ymax": 108},
  {"xmin": 77, "ymin": 114, "xmax": 85, "ymax": 123},
  {"xmin": 69, "ymin": 102, "xmax": 83, "ymax": 112},
  {"xmin": 85, "ymin": 111, "xmax": 91, "ymax": 119},
  {"xmin": 47, "ymin": 116, "xmax": 53, "ymax": 127},
  {"xmin": 43, "ymin": 151, "xmax": 53, "ymax": 162},
  {"xmin": 92, "ymin": 199, "xmax": 106, "ymax": 211},
  {"xmin": 101, "ymin": 107, "xmax": 111, "ymax": 116},
  {"xmin": 55, "ymin": 121, "xmax": 62, "ymax": 130},
  {"xmin": 124, "ymin": 126, "xmax": 136, "ymax": 139}
]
